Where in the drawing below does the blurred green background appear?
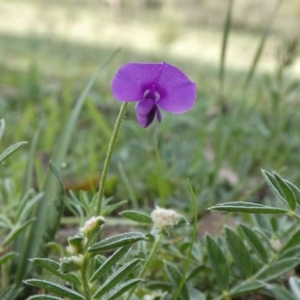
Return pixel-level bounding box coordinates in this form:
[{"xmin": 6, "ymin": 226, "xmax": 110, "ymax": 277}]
[{"xmin": 1, "ymin": 0, "xmax": 300, "ymax": 211}]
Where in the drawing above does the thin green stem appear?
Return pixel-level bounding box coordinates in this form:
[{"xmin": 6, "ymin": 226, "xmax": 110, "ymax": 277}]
[
  {"xmin": 173, "ymin": 179, "xmax": 198, "ymax": 300},
  {"xmin": 95, "ymin": 102, "xmax": 129, "ymax": 215},
  {"xmin": 125, "ymin": 232, "xmax": 164, "ymax": 300},
  {"xmin": 81, "ymin": 257, "xmax": 92, "ymax": 300}
]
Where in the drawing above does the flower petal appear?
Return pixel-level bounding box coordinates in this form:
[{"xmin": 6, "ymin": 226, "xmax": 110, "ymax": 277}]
[
  {"xmin": 135, "ymin": 98, "xmax": 156, "ymax": 117},
  {"xmin": 136, "ymin": 106, "xmax": 157, "ymax": 128},
  {"xmin": 111, "ymin": 63, "xmax": 167, "ymax": 102},
  {"xmin": 156, "ymin": 64, "xmax": 197, "ymax": 114}
]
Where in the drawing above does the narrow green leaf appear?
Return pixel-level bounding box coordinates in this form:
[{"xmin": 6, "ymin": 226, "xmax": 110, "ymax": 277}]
[
  {"xmin": 225, "ymin": 227, "xmax": 253, "ymax": 277},
  {"xmin": 85, "ymin": 99, "xmax": 112, "ymax": 140},
  {"xmin": 229, "ymin": 280, "xmax": 265, "ymax": 296},
  {"xmin": 284, "ymin": 181, "xmax": 300, "ymax": 207},
  {"xmin": 0, "ymin": 141, "xmax": 28, "ymax": 164},
  {"xmin": 239, "ymin": 224, "xmax": 269, "ymax": 263},
  {"xmin": 262, "ymin": 170, "xmax": 287, "ymax": 206},
  {"xmin": 49, "ymin": 160, "xmax": 65, "ymax": 193},
  {"xmin": 174, "ymin": 179, "xmax": 198, "ymax": 300},
  {"xmin": 274, "ymin": 173, "xmax": 296, "ymax": 211},
  {"xmin": 257, "ymin": 258, "xmax": 300, "ymax": 281},
  {"xmin": 17, "ymin": 192, "xmax": 43, "ymax": 223},
  {"xmin": 32, "ymin": 258, "xmax": 81, "ymax": 286},
  {"xmin": 2, "ymin": 218, "xmax": 35, "ymax": 247},
  {"xmin": 206, "ymin": 235, "xmax": 229, "ymax": 289},
  {"xmin": 146, "ymin": 280, "xmax": 172, "ymax": 290},
  {"xmin": 90, "ymin": 246, "xmax": 130, "ymax": 283},
  {"xmin": 267, "ymin": 284, "xmax": 297, "ymax": 300},
  {"xmin": 27, "ymin": 296, "xmax": 63, "ymax": 300},
  {"xmin": 219, "ymin": 0, "xmax": 233, "ymax": 94},
  {"xmin": 93, "ymin": 258, "xmax": 142, "ymax": 299},
  {"xmin": 101, "ymin": 200, "xmax": 128, "ymax": 216},
  {"xmin": 1, "ymin": 284, "xmax": 23, "ymax": 300},
  {"xmin": 164, "ymin": 260, "xmax": 190, "ymax": 300},
  {"xmin": 289, "ymin": 277, "xmax": 300, "ymax": 299},
  {"xmin": 89, "ymin": 232, "xmax": 147, "ymax": 253},
  {"xmin": 243, "ymin": 0, "xmax": 283, "ymax": 90},
  {"xmin": 25, "ymin": 279, "xmax": 84, "ymax": 299},
  {"xmin": 252, "ymin": 214, "xmax": 273, "ymax": 237},
  {"xmin": 22, "ymin": 121, "xmax": 43, "ymax": 196},
  {"xmin": 189, "ymin": 289, "xmax": 206, "ymax": 300},
  {"xmin": 279, "ymin": 245, "xmax": 300, "ymax": 260},
  {"xmin": 0, "ymin": 214, "xmax": 12, "ymax": 228},
  {"xmin": 118, "ymin": 163, "xmax": 138, "ymax": 210},
  {"xmin": 120, "ymin": 210, "xmax": 152, "ymax": 224},
  {"xmin": 281, "ymin": 229, "xmax": 300, "ymax": 252},
  {"xmin": 209, "ymin": 202, "xmax": 288, "ymax": 214},
  {"xmin": 102, "ymin": 278, "xmax": 143, "ymax": 300},
  {"xmin": 0, "ymin": 119, "xmax": 5, "ymax": 140},
  {"xmin": 0, "ymin": 252, "xmax": 18, "ymax": 266}
]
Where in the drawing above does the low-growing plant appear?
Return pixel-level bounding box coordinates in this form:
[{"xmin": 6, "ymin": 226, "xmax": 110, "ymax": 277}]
[{"xmin": 2, "ymin": 0, "xmax": 300, "ymax": 299}]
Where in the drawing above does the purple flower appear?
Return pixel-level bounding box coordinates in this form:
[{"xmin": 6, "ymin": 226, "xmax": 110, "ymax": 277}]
[{"xmin": 111, "ymin": 62, "xmax": 197, "ymax": 128}]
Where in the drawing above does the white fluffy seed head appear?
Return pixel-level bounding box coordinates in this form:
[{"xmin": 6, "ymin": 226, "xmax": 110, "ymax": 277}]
[{"xmin": 151, "ymin": 206, "xmax": 182, "ymax": 229}]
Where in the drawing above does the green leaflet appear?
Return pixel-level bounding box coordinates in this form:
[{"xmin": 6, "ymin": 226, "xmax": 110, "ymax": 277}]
[
  {"xmin": 229, "ymin": 280, "xmax": 265, "ymax": 297},
  {"xmin": 102, "ymin": 279, "xmax": 143, "ymax": 300},
  {"xmin": 89, "ymin": 232, "xmax": 147, "ymax": 253},
  {"xmin": 225, "ymin": 227, "xmax": 253, "ymax": 278},
  {"xmin": 289, "ymin": 277, "xmax": 300, "ymax": 299},
  {"xmin": 273, "ymin": 172, "xmax": 296, "ymax": 211},
  {"xmin": 93, "ymin": 258, "xmax": 142, "ymax": 299},
  {"xmin": 90, "ymin": 246, "xmax": 131, "ymax": 283},
  {"xmin": 209, "ymin": 202, "xmax": 288, "ymax": 214},
  {"xmin": 206, "ymin": 234, "xmax": 229, "ymax": 290},
  {"xmin": 25, "ymin": 279, "xmax": 84, "ymax": 299},
  {"xmin": 120, "ymin": 210, "xmax": 153, "ymax": 224},
  {"xmin": 0, "ymin": 141, "xmax": 28, "ymax": 164},
  {"xmin": 239, "ymin": 224, "xmax": 269, "ymax": 263},
  {"xmin": 31, "ymin": 258, "xmax": 81, "ymax": 286},
  {"xmin": 256, "ymin": 258, "xmax": 300, "ymax": 281},
  {"xmin": 27, "ymin": 296, "xmax": 63, "ymax": 300},
  {"xmin": 164, "ymin": 260, "xmax": 189, "ymax": 300}
]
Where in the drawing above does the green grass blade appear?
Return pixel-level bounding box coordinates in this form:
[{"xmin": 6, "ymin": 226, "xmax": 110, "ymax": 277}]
[
  {"xmin": 0, "ymin": 119, "xmax": 5, "ymax": 141},
  {"xmin": 118, "ymin": 163, "xmax": 139, "ymax": 210},
  {"xmin": 0, "ymin": 141, "xmax": 28, "ymax": 164},
  {"xmin": 22, "ymin": 122, "xmax": 43, "ymax": 196},
  {"xmin": 219, "ymin": 0, "xmax": 234, "ymax": 96},
  {"xmin": 243, "ymin": 0, "xmax": 283, "ymax": 91},
  {"xmin": 86, "ymin": 99, "xmax": 112, "ymax": 140}
]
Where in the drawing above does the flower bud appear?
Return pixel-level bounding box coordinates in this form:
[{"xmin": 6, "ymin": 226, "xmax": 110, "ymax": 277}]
[
  {"xmin": 80, "ymin": 216, "xmax": 105, "ymax": 237},
  {"xmin": 59, "ymin": 255, "xmax": 83, "ymax": 273},
  {"xmin": 67, "ymin": 233, "xmax": 86, "ymax": 254},
  {"xmin": 270, "ymin": 237, "xmax": 282, "ymax": 252}
]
